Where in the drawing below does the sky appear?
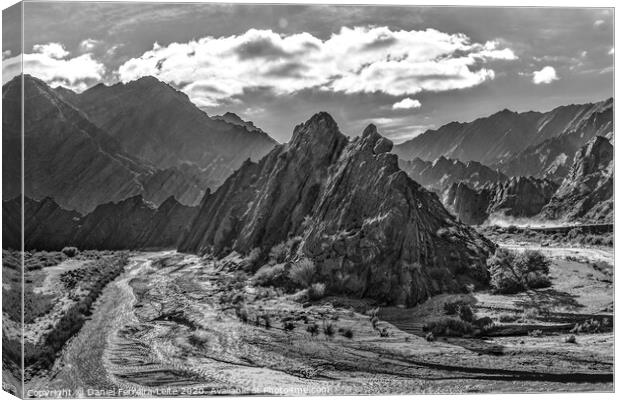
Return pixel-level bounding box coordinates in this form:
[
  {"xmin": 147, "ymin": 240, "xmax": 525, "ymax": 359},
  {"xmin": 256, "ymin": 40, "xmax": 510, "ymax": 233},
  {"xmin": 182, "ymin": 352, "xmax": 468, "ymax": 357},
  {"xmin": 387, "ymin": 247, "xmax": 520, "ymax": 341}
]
[{"xmin": 2, "ymin": 2, "xmax": 614, "ymax": 143}]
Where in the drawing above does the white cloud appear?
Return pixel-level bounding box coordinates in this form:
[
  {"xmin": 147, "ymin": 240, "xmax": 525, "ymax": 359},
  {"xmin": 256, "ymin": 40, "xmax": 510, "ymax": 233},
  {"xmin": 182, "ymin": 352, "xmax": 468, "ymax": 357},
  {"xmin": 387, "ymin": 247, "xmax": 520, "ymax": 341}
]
[
  {"xmin": 80, "ymin": 38, "xmax": 101, "ymax": 52},
  {"xmin": 2, "ymin": 50, "xmax": 11, "ymax": 60},
  {"xmin": 118, "ymin": 27, "xmax": 517, "ymax": 107},
  {"xmin": 609, "ymin": 47, "xmax": 614, "ymax": 55},
  {"xmin": 532, "ymin": 66, "xmax": 558, "ymax": 84},
  {"xmin": 32, "ymin": 42, "xmax": 69, "ymax": 59},
  {"xmin": 392, "ymin": 98, "xmax": 421, "ymax": 110},
  {"xmin": 594, "ymin": 19, "xmax": 605, "ymax": 27},
  {"xmin": 2, "ymin": 42, "xmax": 106, "ymax": 91}
]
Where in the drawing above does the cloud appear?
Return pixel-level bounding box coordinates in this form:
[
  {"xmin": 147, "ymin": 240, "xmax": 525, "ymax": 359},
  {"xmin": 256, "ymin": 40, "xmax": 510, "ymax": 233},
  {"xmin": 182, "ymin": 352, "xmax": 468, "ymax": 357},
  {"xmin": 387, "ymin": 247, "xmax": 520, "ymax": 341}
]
[
  {"xmin": 118, "ymin": 26, "xmax": 517, "ymax": 107},
  {"xmin": 392, "ymin": 97, "xmax": 421, "ymax": 110},
  {"xmin": 2, "ymin": 50, "xmax": 11, "ymax": 60},
  {"xmin": 2, "ymin": 42, "xmax": 106, "ymax": 91},
  {"xmin": 532, "ymin": 66, "xmax": 558, "ymax": 84},
  {"xmin": 32, "ymin": 42, "xmax": 69, "ymax": 59},
  {"xmin": 594, "ymin": 19, "xmax": 605, "ymax": 27},
  {"xmin": 80, "ymin": 38, "xmax": 102, "ymax": 52},
  {"xmin": 609, "ymin": 47, "xmax": 614, "ymax": 55}
]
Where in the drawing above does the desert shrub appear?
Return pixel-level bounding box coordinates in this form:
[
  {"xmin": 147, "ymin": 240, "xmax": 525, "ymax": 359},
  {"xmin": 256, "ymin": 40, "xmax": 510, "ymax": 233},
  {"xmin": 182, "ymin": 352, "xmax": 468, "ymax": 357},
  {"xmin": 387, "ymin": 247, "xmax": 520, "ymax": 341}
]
[
  {"xmin": 235, "ymin": 306, "xmax": 249, "ymax": 323},
  {"xmin": 379, "ymin": 327, "xmax": 390, "ymax": 337},
  {"xmin": 521, "ymin": 307, "xmax": 540, "ymax": 322},
  {"xmin": 341, "ymin": 327, "xmax": 354, "ymax": 339},
  {"xmin": 571, "ymin": 318, "xmax": 605, "ymax": 334},
  {"xmin": 269, "ymin": 242, "xmax": 289, "ymax": 264},
  {"xmin": 498, "ymin": 313, "xmax": 518, "ymax": 323},
  {"xmin": 425, "ymin": 332, "xmax": 435, "ymax": 342},
  {"xmin": 306, "ymin": 323, "xmax": 319, "ymax": 336},
  {"xmin": 61, "ymin": 247, "xmax": 79, "ymax": 257},
  {"xmin": 425, "ymin": 317, "xmax": 474, "ymax": 337},
  {"xmin": 323, "ymin": 322, "xmax": 335, "ymax": 337},
  {"xmin": 253, "ymin": 263, "xmax": 288, "ymax": 287},
  {"xmin": 528, "ymin": 329, "xmax": 543, "ymax": 337},
  {"xmin": 189, "ymin": 330, "xmax": 210, "ymax": 347},
  {"xmin": 370, "ymin": 316, "xmax": 379, "ymax": 330},
  {"xmin": 289, "ymin": 258, "xmax": 316, "ymax": 287},
  {"xmin": 488, "ymin": 248, "xmax": 551, "ymax": 294},
  {"xmin": 443, "ymin": 301, "xmax": 474, "ymax": 322},
  {"xmin": 308, "ymin": 282, "xmax": 326, "ymax": 301},
  {"xmin": 283, "ymin": 321, "xmax": 296, "ymax": 331},
  {"xmin": 564, "ymin": 335, "xmax": 576, "ymax": 344}
]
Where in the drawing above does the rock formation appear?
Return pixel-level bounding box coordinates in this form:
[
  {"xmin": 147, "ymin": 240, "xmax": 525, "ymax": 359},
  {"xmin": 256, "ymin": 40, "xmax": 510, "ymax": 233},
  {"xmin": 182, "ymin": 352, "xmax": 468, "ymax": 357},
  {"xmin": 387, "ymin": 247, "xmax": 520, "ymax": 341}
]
[
  {"xmin": 446, "ymin": 177, "xmax": 559, "ymax": 225},
  {"xmin": 180, "ymin": 113, "xmax": 495, "ymax": 306},
  {"xmin": 399, "ymin": 156, "xmax": 506, "ymax": 198},
  {"xmin": 541, "ymin": 136, "xmax": 613, "ymax": 222},
  {"xmin": 2, "ymin": 195, "xmax": 197, "ymax": 251}
]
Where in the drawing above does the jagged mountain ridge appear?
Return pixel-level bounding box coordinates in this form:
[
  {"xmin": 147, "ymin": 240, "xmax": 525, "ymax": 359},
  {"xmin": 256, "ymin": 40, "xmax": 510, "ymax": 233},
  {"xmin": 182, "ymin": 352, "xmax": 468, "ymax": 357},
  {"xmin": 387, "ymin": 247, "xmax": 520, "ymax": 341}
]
[
  {"xmin": 2, "ymin": 195, "xmax": 197, "ymax": 251},
  {"xmin": 57, "ymin": 76, "xmax": 278, "ymax": 188},
  {"xmin": 541, "ymin": 136, "xmax": 613, "ymax": 222},
  {"xmin": 445, "ymin": 177, "xmax": 559, "ymax": 225},
  {"xmin": 3, "ymin": 75, "xmax": 214, "ymax": 213},
  {"xmin": 393, "ymin": 99, "xmax": 613, "ymax": 178},
  {"xmin": 180, "ymin": 112, "xmax": 495, "ymax": 306},
  {"xmin": 399, "ymin": 156, "xmax": 507, "ymax": 199}
]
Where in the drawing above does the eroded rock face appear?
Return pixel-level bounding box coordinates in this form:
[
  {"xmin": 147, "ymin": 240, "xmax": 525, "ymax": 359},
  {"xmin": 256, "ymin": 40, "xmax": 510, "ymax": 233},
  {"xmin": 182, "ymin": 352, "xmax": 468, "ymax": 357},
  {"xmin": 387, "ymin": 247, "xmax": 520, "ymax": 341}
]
[
  {"xmin": 3, "ymin": 196, "xmax": 197, "ymax": 250},
  {"xmin": 399, "ymin": 156, "xmax": 506, "ymax": 199},
  {"xmin": 180, "ymin": 113, "xmax": 495, "ymax": 306},
  {"xmin": 446, "ymin": 177, "xmax": 559, "ymax": 225},
  {"xmin": 542, "ymin": 136, "xmax": 613, "ymax": 222}
]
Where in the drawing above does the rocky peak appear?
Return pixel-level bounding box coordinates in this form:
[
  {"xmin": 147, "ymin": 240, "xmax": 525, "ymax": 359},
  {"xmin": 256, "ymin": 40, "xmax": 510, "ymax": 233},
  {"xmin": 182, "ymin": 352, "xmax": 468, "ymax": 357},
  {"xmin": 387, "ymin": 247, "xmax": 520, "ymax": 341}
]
[
  {"xmin": 180, "ymin": 112, "xmax": 495, "ymax": 307},
  {"xmin": 572, "ymin": 136, "xmax": 613, "ymax": 178}
]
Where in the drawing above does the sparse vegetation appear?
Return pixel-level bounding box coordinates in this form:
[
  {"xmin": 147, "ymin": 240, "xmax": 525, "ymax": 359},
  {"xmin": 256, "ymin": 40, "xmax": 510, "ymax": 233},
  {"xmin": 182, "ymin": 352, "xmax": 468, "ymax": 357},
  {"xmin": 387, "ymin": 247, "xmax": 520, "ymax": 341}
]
[
  {"xmin": 61, "ymin": 246, "xmax": 79, "ymax": 257},
  {"xmin": 487, "ymin": 248, "xmax": 551, "ymax": 294},
  {"xmin": 308, "ymin": 282, "xmax": 326, "ymax": 301},
  {"xmin": 289, "ymin": 258, "xmax": 316, "ymax": 287},
  {"xmin": 269, "ymin": 242, "xmax": 289, "ymax": 264},
  {"xmin": 565, "ymin": 335, "xmax": 577, "ymax": 344},
  {"xmin": 341, "ymin": 327, "xmax": 354, "ymax": 339},
  {"xmin": 323, "ymin": 321, "xmax": 335, "ymax": 337},
  {"xmin": 425, "ymin": 317, "xmax": 474, "ymax": 337}
]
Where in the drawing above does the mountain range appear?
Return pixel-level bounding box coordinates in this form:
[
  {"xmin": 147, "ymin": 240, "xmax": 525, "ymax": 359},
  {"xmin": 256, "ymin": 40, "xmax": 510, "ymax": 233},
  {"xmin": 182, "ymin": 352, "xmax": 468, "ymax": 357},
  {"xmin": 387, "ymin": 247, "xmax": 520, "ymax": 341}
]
[{"xmin": 2, "ymin": 75, "xmax": 277, "ymax": 214}]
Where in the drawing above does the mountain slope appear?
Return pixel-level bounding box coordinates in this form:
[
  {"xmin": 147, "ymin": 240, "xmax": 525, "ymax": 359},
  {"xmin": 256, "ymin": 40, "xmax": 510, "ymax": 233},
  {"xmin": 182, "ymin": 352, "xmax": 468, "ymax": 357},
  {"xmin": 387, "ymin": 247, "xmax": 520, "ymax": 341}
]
[
  {"xmin": 180, "ymin": 113, "xmax": 494, "ymax": 306},
  {"xmin": 60, "ymin": 77, "xmax": 278, "ymax": 188},
  {"xmin": 541, "ymin": 136, "xmax": 613, "ymax": 222},
  {"xmin": 2, "ymin": 195, "xmax": 197, "ymax": 250},
  {"xmin": 393, "ymin": 99, "xmax": 613, "ymax": 172},
  {"xmin": 399, "ymin": 156, "xmax": 506, "ymax": 198},
  {"xmin": 445, "ymin": 177, "xmax": 559, "ymax": 225},
  {"xmin": 2, "ymin": 75, "xmax": 207, "ymax": 213}
]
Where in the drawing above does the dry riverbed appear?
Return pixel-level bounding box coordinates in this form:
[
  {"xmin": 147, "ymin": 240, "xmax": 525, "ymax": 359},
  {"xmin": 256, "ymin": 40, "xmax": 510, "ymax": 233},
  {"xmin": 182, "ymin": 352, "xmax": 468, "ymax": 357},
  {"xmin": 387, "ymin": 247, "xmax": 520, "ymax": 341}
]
[{"xmin": 24, "ymin": 241, "xmax": 613, "ymax": 396}]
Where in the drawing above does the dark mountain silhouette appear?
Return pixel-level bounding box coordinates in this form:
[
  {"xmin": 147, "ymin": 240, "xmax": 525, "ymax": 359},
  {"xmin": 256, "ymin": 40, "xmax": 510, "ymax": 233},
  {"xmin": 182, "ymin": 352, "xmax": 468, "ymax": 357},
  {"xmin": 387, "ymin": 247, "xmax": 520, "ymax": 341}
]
[
  {"xmin": 180, "ymin": 112, "xmax": 494, "ymax": 306},
  {"xmin": 2, "ymin": 195, "xmax": 197, "ymax": 251},
  {"xmin": 57, "ymin": 76, "xmax": 278, "ymax": 189}
]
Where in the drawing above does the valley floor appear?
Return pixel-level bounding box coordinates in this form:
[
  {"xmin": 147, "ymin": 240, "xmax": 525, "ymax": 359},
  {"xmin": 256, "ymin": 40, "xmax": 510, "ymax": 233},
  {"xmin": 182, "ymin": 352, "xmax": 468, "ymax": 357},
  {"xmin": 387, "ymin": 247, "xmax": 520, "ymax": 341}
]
[{"xmin": 24, "ymin": 240, "xmax": 613, "ymax": 396}]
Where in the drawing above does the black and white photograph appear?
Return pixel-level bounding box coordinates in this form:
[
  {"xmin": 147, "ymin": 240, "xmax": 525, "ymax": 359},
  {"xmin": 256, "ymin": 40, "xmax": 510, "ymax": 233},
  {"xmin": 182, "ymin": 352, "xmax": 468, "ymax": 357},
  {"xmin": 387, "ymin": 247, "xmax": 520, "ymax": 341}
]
[{"xmin": 1, "ymin": 0, "xmax": 615, "ymax": 397}]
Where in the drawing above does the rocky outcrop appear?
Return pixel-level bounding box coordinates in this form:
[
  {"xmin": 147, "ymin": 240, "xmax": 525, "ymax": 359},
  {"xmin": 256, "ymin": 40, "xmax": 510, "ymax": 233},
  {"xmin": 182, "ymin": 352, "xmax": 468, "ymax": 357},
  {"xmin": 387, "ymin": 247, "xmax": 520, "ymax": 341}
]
[
  {"xmin": 399, "ymin": 156, "xmax": 506, "ymax": 197},
  {"xmin": 446, "ymin": 177, "xmax": 559, "ymax": 225},
  {"xmin": 2, "ymin": 196, "xmax": 197, "ymax": 251},
  {"xmin": 180, "ymin": 113, "xmax": 495, "ymax": 306},
  {"xmin": 541, "ymin": 136, "xmax": 613, "ymax": 222},
  {"xmin": 60, "ymin": 76, "xmax": 277, "ymax": 188},
  {"xmin": 394, "ymin": 99, "xmax": 613, "ymax": 178},
  {"xmin": 212, "ymin": 112, "xmax": 266, "ymax": 134}
]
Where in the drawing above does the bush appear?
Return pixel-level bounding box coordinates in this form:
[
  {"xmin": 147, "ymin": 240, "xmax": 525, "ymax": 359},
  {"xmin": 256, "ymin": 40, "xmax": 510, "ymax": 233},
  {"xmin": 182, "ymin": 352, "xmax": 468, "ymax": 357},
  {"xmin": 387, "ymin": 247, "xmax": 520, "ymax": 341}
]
[
  {"xmin": 341, "ymin": 328, "xmax": 354, "ymax": 339},
  {"xmin": 379, "ymin": 327, "xmax": 390, "ymax": 337},
  {"xmin": 283, "ymin": 321, "xmax": 296, "ymax": 331},
  {"xmin": 308, "ymin": 282, "xmax": 326, "ymax": 301},
  {"xmin": 498, "ymin": 313, "xmax": 518, "ymax": 323},
  {"xmin": 269, "ymin": 243, "xmax": 289, "ymax": 264},
  {"xmin": 306, "ymin": 323, "xmax": 319, "ymax": 336},
  {"xmin": 61, "ymin": 247, "xmax": 79, "ymax": 257},
  {"xmin": 425, "ymin": 317, "xmax": 474, "ymax": 337},
  {"xmin": 323, "ymin": 322, "xmax": 335, "ymax": 337},
  {"xmin": 289, "ymin": 258, "xmax": 316, "ymax": 287},
  {"xmin": 253, "ymin": 263, "xmax": 288, "ymax": 287},
  {"xmin": 528, "ymin": 329, "xmax": 543, "ymax": 337},
  {"xmin": 425, "ymin": 332, "xmax": 435, "ymax": 342},
  {"xmin": 488, "ymin": 248, "xmax": 551, "ymax": 294},
  {"xmin": 565, "ymin": 335, "xmax": 576, "ymax": 343}
]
